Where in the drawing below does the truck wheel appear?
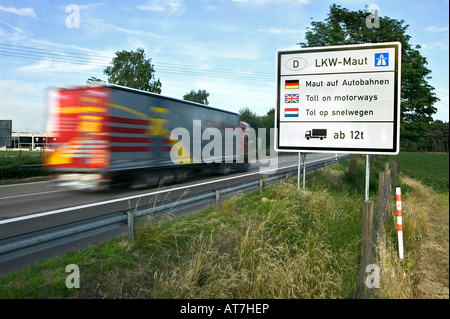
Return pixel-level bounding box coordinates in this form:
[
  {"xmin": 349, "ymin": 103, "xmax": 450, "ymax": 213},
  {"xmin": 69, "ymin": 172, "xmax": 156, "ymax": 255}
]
[
  {"xmin": 160, "ymin": 171, "xmax": 175, "ymax": 185},
  {"xmin": 175, "ymin": 170, "xmax": 188, "ymax": 182},
  {"xmin": 129, "ymin": 174, "xmax": 148, "ymax": 190},
  {"xmin": 146, "ymin": 173, "xmax": 160, "ymax": 187},
  {"xmin": 237, "ymin": 163, "xmax": 250, "ymax": 172},
  {"xmin": 217, "ymin": 164, "xmax": 231, "ymax": 175}
]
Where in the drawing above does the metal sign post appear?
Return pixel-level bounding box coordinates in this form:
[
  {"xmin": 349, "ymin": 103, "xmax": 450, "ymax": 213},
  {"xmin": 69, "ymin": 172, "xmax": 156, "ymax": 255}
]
[
  {"xmin": 365, "ymin": 154, "xmax": 370, "ymax": 200},
  {"xmin": 297, "ymin": 153, "xmax": 301, "ymax": 190},
  {"xmin": 302, "ymin": 153, "xmax": 306, "ymax": 190}
]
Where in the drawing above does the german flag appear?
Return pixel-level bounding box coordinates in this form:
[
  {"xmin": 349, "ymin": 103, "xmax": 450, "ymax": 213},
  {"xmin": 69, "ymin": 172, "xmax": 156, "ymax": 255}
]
[{"xmin": 285, "ymin": 80, "xmax": 299, "ymax": 89}]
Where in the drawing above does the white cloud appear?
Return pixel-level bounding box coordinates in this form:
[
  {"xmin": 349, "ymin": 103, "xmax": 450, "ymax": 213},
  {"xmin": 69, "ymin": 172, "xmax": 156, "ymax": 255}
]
[
  {"xmin": 30, "ymin": 39, "xmax": 109, "ymax": 55},
  {"xmin": 258, "ymin": 27, "xmax": 305, "ymax": 35},
  {"xmin": 0, "ymin": 21, "xmax": 32, "ymax": 42},
  {"xmin": 232, "ymin": 0, "xmax": 310, "ymax": 4},
  {"xmin": 425, "ymin": 26, "xmax": 449, "ymax": 33},
  {"xmin": 81, "ymin": 15, "xmax": 164, "ymax": 39},
  {"xmin": 136, "ymin": 0, "xmax": 185, "ymax": 16},
  {"xmin": 0, "ymin": 5, "xmax": 37, "ymax": 18},
  {"xmin": 421, "ymin": 41, "xmax": 449, "ymax": 50},
  {"xmin": 177, "ymin": 41, "xmax": 261, "ymax": 61},
  {"xmin": 0, "ymin": 80, "xmax": 45, "ymax": 132},
  {"xmin": 136, "ymin": 3, "xmax": 165, "ymax": 12},
  {"xmin": 103, "ymin": 22, "xmax": 163, "ymax": 38},
  {"xmin": 432, "ymin": 87, "xmax": 449, "ymax": 122},
  {"xmin": 16, "ymin": 58, "xmax": 103, "ymax": 75}
]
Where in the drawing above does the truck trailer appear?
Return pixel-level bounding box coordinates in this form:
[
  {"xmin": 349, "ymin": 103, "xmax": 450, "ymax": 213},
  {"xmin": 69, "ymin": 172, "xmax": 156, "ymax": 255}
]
[{"xmin": 45, "ymin": 84, "xmax": 251, "ymax": 190}]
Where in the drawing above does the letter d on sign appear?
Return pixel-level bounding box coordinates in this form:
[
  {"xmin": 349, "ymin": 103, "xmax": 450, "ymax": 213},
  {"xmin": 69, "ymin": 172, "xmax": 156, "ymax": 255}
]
[{"xmin": 66, "ymin": 264, "xmax": 80, "ymax": 288}]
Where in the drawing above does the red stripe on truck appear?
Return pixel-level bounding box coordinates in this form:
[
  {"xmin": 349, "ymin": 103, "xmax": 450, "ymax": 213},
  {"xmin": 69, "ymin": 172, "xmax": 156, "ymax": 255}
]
[
  {"xmin": 111, "ymin": 146, "xmax": 153, "ymax": 152},
  {"xmin": 110, "ymin": 116, "xmax": 149, "ymax": 126},
  {"xmin": 110, "ymin": 136, "xmax": 154, "ymax": 143},
  {"xmin": 109, "ymin": 126, "xmax": 148, "ymax": 135}
]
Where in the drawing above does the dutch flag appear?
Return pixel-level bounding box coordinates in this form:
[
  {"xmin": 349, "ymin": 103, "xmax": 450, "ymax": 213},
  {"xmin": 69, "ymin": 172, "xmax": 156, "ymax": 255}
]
[{"xmin": 284, "ymin": 108, "xmax": 299, "ymax": 117}]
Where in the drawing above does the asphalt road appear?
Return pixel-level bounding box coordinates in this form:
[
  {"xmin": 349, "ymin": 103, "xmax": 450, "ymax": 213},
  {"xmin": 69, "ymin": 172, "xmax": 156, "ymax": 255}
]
[
  {"xmin": 0, "ymin": 153, "xmax": 341, "ymax": 234},
  {"xmin": 0, "ymin": 153, "xmax": 343, "ymax": 273}
]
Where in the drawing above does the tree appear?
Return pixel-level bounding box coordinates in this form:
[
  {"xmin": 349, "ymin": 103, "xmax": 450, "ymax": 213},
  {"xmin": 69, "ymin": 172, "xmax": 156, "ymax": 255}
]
[
  {"xmin": 239, "ymin": 107, "xmax": 275, "ymax": 149},
  {"xmin": 299, "ymin": 4, "xmax": 439, "ymax": 150},
  {"xmin": 103, "ymin": 48, "xmax": 161, "ymax": 93},
  {"xmin": 183, "ymin": 89, "xmax": 209, "ymax": 105},
  {"xmin": 86, "ymin": 76, "xmax": 105, "ymax": 84},
  {"xmin": 239, "ymin": 107, "xmax": 262, "ymax": 129},
  {"xmin": 424, "ymin": 121, "xmax": 449, "ymax": 152}
]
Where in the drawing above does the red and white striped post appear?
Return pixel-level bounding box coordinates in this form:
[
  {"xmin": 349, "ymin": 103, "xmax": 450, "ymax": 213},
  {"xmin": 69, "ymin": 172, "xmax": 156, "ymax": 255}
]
[{"xmin": 396, "ymin": 187, "xmax": 404, "ymax": 259}]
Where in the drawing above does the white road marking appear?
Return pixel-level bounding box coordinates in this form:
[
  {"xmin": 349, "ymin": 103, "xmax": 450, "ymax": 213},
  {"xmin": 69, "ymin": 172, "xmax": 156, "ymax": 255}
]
[
  {"xmin": 0, "ymin": 155, "xmax": 339, "ymax": 225},
  {"xmin": 0, "ymin": 189, "xmax": 66, "ymax": 200},
  {"xmin": 0, "ymin": 180, "xmax": 50, "ymax": 188}
]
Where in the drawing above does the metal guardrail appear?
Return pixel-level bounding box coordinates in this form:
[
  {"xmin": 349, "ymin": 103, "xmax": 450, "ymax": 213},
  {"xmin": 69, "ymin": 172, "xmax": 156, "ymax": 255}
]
[{"xmin": 0, "ymin": 154, "xmax": 349, "ymax": 272}]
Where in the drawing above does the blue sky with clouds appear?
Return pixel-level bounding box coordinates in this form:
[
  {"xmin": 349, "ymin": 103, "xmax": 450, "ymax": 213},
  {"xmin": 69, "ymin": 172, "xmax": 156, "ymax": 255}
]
[{"xmin": 0, "ymin": 0, "xmax": 448, "ymax": 133}]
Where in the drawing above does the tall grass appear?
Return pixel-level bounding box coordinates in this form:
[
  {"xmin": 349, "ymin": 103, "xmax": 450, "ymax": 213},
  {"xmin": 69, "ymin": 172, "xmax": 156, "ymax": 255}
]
[
  {"xmin": 1, "ymin": 155, "xmax": 444, "ymax": 299},
  {"xmin": 128, "ymin": 172, "xmax": 363, "ymax": 299},
  {"xmin": 372, "ymin": 175, "xmax": 445, "ymax": 298}
]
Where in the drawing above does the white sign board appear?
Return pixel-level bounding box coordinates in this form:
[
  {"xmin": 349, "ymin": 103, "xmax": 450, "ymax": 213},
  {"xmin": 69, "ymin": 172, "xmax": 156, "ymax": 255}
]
[{"xmin": 275, "ymin": 42, "xmax": 401, "ymax": 154}]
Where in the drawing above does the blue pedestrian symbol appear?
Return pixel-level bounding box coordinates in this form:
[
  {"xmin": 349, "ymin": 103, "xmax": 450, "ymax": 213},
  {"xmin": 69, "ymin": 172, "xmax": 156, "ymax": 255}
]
[{"xmin": 375, "ymin": 53, "xmax": 389, "ymax": 67}]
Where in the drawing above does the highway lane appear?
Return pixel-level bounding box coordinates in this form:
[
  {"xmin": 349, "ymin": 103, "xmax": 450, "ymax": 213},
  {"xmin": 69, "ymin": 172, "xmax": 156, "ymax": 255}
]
[
  {"xmin": 0, "ymin": 153, "xmax": 345, "ymax": 273},
  {"xmin": 0, "ymin": 153, "xmax": 340, "ymax": 238}
]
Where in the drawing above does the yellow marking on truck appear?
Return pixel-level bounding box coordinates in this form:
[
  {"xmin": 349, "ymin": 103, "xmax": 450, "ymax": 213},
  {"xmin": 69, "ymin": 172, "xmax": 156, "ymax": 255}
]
[
  {"xmin": 151, "ymin": 106, "xmax": 169, "ymax": 114},
  {"xmin": 46, "ymin": 138, "xmax": 83, "ymax": 165},
  {"xmin": 80, "ymin": 97, "xmax": 100, "ymax": 103},
  {"xmin": 80, "ymin": 116, "xmax": 104, "ymax": 120},
  {"xmin": 146, "ymin": 118, "xmax": 170, "ymax": 136},
  {"xmin": 106, "ymin": 103, "xmax": 152, "ymax": 121},
  {"xmin": 77, "ymin": 121, "xmax": 102, "ymax": 132},
  {"xmin": 106, "ymin": 103, "xmax": 171, "ymax": 136},
  {"xmin": 60, "ymin": 106, "xmax": 106, "ymax": 114}
]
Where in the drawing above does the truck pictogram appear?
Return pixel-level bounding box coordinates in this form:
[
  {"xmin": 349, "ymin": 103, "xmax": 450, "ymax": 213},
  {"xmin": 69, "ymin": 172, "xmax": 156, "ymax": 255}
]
[{"xmin": 305, "ymin": 129, "xmax": 327, "ymax": 140}]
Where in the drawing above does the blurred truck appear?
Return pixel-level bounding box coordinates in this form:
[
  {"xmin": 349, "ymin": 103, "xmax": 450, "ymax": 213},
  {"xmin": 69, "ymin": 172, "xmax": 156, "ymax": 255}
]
[{"xmin": 45, "ymin": 84, "xmax": 251, "ymax": 190}]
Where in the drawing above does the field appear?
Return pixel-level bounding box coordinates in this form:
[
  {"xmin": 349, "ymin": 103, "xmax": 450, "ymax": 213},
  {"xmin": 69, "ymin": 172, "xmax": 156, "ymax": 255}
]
[
  {"xmin": 398, "ymin": 152, "xmax": 449, "ymax": 193},
  {"xmin": 395, "ymin": 152, "xmax": 449, "ymax": 298},
  {"xmin": 0, "ymin": 150, "xmax": 47, "ymax": 180}
]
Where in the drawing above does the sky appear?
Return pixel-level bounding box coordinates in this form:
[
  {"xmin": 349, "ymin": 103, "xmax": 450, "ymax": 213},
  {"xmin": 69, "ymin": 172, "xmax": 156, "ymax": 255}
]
[{"xmin": 0, "ymin": 0, "xmax": 448, "ymax": 133}]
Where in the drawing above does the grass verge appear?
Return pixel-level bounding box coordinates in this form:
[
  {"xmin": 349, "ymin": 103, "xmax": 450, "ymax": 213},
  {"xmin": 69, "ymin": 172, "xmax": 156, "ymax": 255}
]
[
  {"xmin": 0, "ymin": 154, "xmax": 447, "ymax": 299},
  {"xmin": 0, "ymin": 150, "xmax": 48, "ymax": 181}
]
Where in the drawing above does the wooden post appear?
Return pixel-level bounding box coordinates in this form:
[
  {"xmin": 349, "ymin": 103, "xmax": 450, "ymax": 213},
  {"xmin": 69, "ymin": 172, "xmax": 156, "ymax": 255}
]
[
  {"xmin": 358, "ymin": 200, "xmax": 374, "ymax": 299},
  {"xmin": 376, "ymin": 162, "xmax": 391, "ymax": 243},
  {"xmin": 376, "ymin": 170, "xmax": 386, "ymax": 242}
]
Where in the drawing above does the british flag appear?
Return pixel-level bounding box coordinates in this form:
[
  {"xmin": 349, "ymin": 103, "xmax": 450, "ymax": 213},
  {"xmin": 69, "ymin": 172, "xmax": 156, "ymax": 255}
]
[{"xmin": 285, "ymin": 94, "xmax": 299, "ymax": 103}]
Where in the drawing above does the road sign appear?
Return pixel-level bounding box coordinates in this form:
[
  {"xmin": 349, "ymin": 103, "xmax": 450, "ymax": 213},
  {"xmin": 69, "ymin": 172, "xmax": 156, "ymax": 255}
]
[{"xmin": 275, "ymin": 42, "xmax": 401, "ymax": 154}]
